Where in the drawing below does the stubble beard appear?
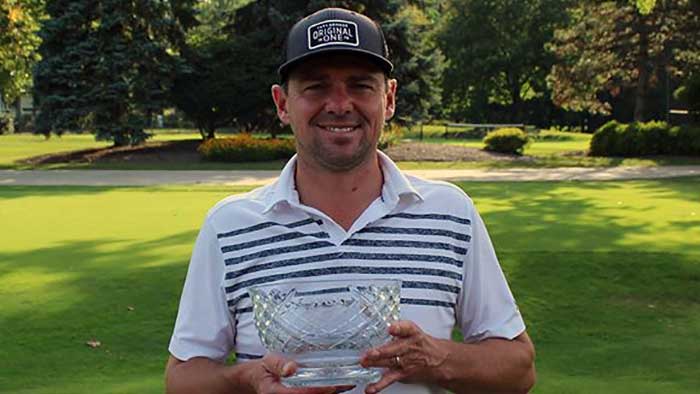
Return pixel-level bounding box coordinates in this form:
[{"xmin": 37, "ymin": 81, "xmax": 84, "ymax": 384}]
[{"xmin": 299, "ymin": 128, "xmax": 379, "ymax": 173}]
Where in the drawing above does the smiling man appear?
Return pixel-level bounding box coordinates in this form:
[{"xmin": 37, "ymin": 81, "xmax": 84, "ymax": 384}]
[{"xmin": 165, "ymin": 8, "xmax": 535, "ymax": 394}]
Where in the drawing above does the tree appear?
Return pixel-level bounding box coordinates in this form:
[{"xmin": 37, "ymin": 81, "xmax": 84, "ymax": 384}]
[
  {"xmin": 209, "ymin": 0, "xmax": 445, "ymax": 132},
  {"xmin": 0, "ymin": 0, "xmax": 44, "ymax": 106},
  {"xmin": 171, "ymin": 0, "xmax": 268, "ymax": 139},
  {"xmin": 439, "ymin": 0, "xmax": 570, "ymax": 123},
  {"xmin": 172, "ymin": 38, "xmax": 272, "ymax": 139},
  {"xmin": 35, "ymin": 0, "xmax": 185, "ymax": 145},
  {"xmin": 34, "ymin": 0, "xmax": 97, "ymax": 136},
  {"xmin": 90, "ymin": 0, "xmax": 182, "ymax": 146},
  {"xmin": 547, "ymin": 0, "xmax": 700, "ymax": 122}
]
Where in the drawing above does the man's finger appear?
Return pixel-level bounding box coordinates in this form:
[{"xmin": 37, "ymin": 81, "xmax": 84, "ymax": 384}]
[
  {"xmin": 365, "ymin": 370, "xmax": 403, "ymax": 394},
  {"xmin": 360, "ymin": 355, "xmax": 400, "ymax": 369},
  {"xmin": 362, "ymin": 340, "xmax": 407, "ymax": 362},
  {"xmin": 388, "ymin": 321, "xmax": 420, "ymax": 338},
  {"xmin": 261, "ymin": 354, "xmax": 296, "ymax": 377}
]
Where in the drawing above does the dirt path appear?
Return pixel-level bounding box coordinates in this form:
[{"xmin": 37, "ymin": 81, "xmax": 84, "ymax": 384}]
[{"xmin": 1, "ymin": 166, "xmax": 699, "ymax": 186}]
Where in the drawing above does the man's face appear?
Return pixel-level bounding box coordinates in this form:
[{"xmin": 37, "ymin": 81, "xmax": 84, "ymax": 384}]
[{"xmin": 272, "ymin": 54, "xmax": 397, "ymax": 172}]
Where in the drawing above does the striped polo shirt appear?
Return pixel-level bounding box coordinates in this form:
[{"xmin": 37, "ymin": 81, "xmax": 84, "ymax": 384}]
[{"xmin": 169, "ymin": 152, "xmax": 525, "ymax": 394}]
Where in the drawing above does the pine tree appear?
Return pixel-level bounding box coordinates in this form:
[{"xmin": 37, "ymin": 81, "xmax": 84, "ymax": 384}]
[
  {"xmin": 34, "ymin": 0, "xmax": 98, "ymax": 136},
  {"xmin": 91, "ymin": 0, "xmax": 180, "ymax": 145},
  {"xmin": 35, "ymin": 0, "xmax": 182, "ymax": 145}
]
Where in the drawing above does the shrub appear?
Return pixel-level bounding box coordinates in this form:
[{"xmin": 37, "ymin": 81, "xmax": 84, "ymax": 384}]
[
  {"xmin": 14, "ymin": 114, "xmax": 34, "ymax": 133},
  {"xmin": 590, "ymin": 121, "xmax": 700, "ymax": 157},
  {"xmin": 379, "ymin": 123, "xmax": 404, "ymax": 150},
  {"xmin": 0, "ymin": 112, "xmax": 15, "ymax": 135},
  {"xmin": 198, "ymin": 134, "xmax": 296, "ymax": 162},
  {"xmin": 483, "ymin": 128, "xmax": 529, "ymax": 155},
  {"xmin": 675, "ymin": 125, "xmax": 700, "ymax": 156},
  {"xmin": 532, "ymin": 129, "xmax": 575, "ymax": 141}
]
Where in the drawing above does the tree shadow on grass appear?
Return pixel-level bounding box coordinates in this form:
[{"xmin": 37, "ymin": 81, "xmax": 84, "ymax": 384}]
[
  {"xmin": 453, "ymin": 178, "xmax": 700, "ymax": 392},
  {"xmin": 504, "ymin": 251, "xmax": 700, "ymax": 392},
  {"xmin": 455, "ymin": 178, "xmax": 700, "ymax": 253},
  {"xmin": 0, "ymin": 231, "xmax": 199, "ymax": 392},
  {"xmin": 0, "ymin": 185, "xmax": 122, "ymax": 200}
]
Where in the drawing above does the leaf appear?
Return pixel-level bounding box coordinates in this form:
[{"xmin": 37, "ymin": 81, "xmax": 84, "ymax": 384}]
[{"xmin": 86, "ymin": 339, "xmax": 102, "ymax": 348}]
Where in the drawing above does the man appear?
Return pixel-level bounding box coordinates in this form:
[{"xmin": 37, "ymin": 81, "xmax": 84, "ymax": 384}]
[{"xmin": 165, "ymin": 8, "xmax": 535, "ymax": 394}]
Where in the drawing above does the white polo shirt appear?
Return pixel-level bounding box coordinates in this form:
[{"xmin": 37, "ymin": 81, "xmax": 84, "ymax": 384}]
[{"xmin": 169, "ymin": 152, "xmax": 525, "ymax": 394}]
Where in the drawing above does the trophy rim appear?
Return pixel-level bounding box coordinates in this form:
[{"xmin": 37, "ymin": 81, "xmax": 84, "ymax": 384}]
[{"xmin": 248, "ymin": 278, "xmax": 402, "ymax": 292}]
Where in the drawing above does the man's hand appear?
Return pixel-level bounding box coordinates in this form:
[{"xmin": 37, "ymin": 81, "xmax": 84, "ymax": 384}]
[
  {"xmin": 360, "ymin": 321, "xmax": 450, "ymax": 394},
  {"xmin": 251, "ymin": 354, "xmax": 355, "ymax": 394}
]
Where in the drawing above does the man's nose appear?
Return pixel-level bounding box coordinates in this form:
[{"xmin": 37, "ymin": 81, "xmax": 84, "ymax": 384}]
[{"xmin": 324, "ymin": 85, "xmax": 353, "ymax": 115}]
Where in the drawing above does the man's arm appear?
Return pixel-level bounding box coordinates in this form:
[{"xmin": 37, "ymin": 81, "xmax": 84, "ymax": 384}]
[
  {"xmin": 165, "ymin": 355, "xmax": 256, "ymax": 394},
  {"xmin": 165, "ymin": 355, "xmax": 353, "ymax": 394},
  {"xmin": 361, "ymin": 321, "xmax": 535, "ymax": 394}
]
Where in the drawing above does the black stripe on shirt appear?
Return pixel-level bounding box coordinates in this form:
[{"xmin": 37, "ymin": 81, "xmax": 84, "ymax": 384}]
[
  {"xmin": 224, "ymin": 241, "xmax": 335, "ymax": 266},
  {"xmin": 217, "ymin": 218, "xmax": 321, "ymax": 239},
  {"xmin": 342, "ymin": 238, "xmax": 467, "ymax": 255},
  {"xmin": 235, "ymin": 352, "xmax": 263, "ymax": 360},
  {"xmin": 221, "ymin": 231, "xmax": 330, "ymax": 254},
  {"xmin": 225, "ymin": 266, "xmax": 463, "ymax": 294},
  {"xmin": 225, "ymin": 251, "xmax": 463, "ymax": 280},
  {"xmin": 384, "ymin": 212, "xmax": 471, "ymax": 226},
  {"xmin": 401, "ymin": 298, "xmax": 456, "ymax": 308},
  {"xmin": 226, "ymin": 280, "xmax": 460, "ymax": 307},
  {"xmin": 358, "ymin": 227, "xmax": 471, "ymax": 242}
]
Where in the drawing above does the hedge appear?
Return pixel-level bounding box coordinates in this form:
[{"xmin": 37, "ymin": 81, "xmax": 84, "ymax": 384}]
[
  {"xmin": 483, "ymin": 128, "xmax": 529, "ymax": 155},
  {"xmin": 590, "ymin": 120, "xmax": 700, "ymax": 157},
  {"xmin": 0, "ymin": 113, "xmax": 14, "ymax": 135},
  {"xmin": 198, "ymin": 134, "xmax": 296, "ymax": 162}
]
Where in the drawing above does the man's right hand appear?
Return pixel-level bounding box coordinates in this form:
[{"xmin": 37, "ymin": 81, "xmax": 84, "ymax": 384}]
[{"xmin": 250, "ymin": 353, "xmax": 355, "ymax": 394}]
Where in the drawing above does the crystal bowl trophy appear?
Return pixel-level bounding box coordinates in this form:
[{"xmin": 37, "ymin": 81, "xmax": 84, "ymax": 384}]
[{"xmin": 249, "ymin": 279, "xmax": 401, "ymax": 387}]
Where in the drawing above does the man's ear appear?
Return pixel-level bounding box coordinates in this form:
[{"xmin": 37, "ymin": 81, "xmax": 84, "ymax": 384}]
[
  {"xmin": 271, "ymin": 84, "xmax": 290, "ymax": 125},
  {"xmin": 384, "ymin": 79, "xmax": 397, "ymax": 120}
]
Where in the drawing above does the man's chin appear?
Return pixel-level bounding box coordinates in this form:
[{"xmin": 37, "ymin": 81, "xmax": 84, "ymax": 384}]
[{"xmin": 316, "ymin": 151, "xmax": 376, "ymax": 173}]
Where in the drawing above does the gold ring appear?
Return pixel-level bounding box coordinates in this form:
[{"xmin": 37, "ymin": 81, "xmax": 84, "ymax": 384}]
[{"xmin": 394, "ymin": 355, "xmax": 401, "ymax": 368}]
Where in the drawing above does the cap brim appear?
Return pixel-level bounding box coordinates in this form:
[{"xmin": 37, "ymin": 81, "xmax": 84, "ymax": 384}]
[{"xmin": 278, "ymin": 47, "xmax": 394, "ymax": 80}]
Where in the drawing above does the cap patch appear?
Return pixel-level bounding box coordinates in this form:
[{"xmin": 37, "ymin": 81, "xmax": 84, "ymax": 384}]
[{"xmin": 307, "ymin": 19, "xmax": 359, "ymax": 50}]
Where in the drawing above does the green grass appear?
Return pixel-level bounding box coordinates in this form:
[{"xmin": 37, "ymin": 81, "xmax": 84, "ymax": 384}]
[
  {"xmin": 0, "ymin": 134, "xmax": 111, "ymax": 168},
  {"xmin": 1, "ymin": 178, "xmax": 699, "ymax": 393},
  {"xmin": 411, "ymin": 130, "xmax": 592, "ymax": 157}
]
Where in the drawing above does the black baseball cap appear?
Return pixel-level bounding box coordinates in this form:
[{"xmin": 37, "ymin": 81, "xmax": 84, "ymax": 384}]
[{"xmin": 278, "ymin": 8, "xmax": 393, "ymax": 81}]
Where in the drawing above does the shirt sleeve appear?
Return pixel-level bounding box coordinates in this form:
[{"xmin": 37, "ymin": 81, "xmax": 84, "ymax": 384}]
[
  {"xmin": 168, "ymin": 219, "xmax": 235, "ymax": 362},
  {"xmin": 456, "ymin": 206, "xmax": 525, "ymax": 343}
]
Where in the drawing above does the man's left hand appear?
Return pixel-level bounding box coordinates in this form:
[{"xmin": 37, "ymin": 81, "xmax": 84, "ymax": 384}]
[{"xmin": 360, "ymin": 320, "xmax": 450, "ymax": 393}]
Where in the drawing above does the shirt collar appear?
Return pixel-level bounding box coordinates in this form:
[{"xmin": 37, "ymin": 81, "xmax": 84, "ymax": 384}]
[{"xmin": 262, "ymin": 151, "xmax": 423, "ymax": 213}]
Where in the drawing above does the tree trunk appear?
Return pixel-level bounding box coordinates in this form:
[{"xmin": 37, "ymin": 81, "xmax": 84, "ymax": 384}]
[
  {"xmin": 510, "ymin": 84, "xmax": 522, "ymax": 123},
  {"xmin": 634, "ymin": 16, "xmax": 651, "ymax": 122}
]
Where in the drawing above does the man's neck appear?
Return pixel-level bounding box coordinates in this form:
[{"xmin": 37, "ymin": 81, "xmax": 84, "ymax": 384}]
[{"xmin": 294, "ymin": 154, "xmax": 384, "ymax": 231}]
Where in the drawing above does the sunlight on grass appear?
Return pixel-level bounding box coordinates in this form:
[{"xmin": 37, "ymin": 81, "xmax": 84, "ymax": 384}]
[
  {"xmin": 1, "ymin": 180, "xmax": 699, "ymax": 393},
  {"xmin": 0, "ymin": 134, "xmax": 110, "ymax": 167}
]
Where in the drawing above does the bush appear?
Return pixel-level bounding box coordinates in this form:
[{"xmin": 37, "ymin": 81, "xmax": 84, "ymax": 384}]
[
  {"xmin": 590, "ymin": 121, "xmax": 700, "ymax": 157},
  {"xmin": 483, "ymin": 128, "xmax": 529, "ymax": 155},
  {"xmin": 0, "ymin": 112, "xmax": 15, "ymax": 135},
  {"xmin": 14, "ymin": 114, "xmax": 34, "ymax": 133},
  {"xmin": 198, "ymin": 134, "xmax": 296, "ymax": 162},
  {"xmin": 532, "ymin": 129, "xmax": 575, "ymax": 141},
  {"xmin": 675, "ymin": 125, "xmax": 700, "ymax": 156},
  {"xmin": 379, "ymin": 123, "xmax": 404, "ymax": 150}
]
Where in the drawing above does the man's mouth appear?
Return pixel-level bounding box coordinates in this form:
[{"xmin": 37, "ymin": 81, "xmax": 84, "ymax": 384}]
[{"xmin": 318, "ymin": 124, "xmax": 360, "ymax": 133}]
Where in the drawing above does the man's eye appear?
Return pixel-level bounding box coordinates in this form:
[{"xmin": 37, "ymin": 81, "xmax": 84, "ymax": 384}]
[
  {"xmin": 354, "ymin": 84, "xmax": 374, "ymax": 90},
  {"xmin": 305, "ymin": 84, "xmax": 323, "ymax": 91}
]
